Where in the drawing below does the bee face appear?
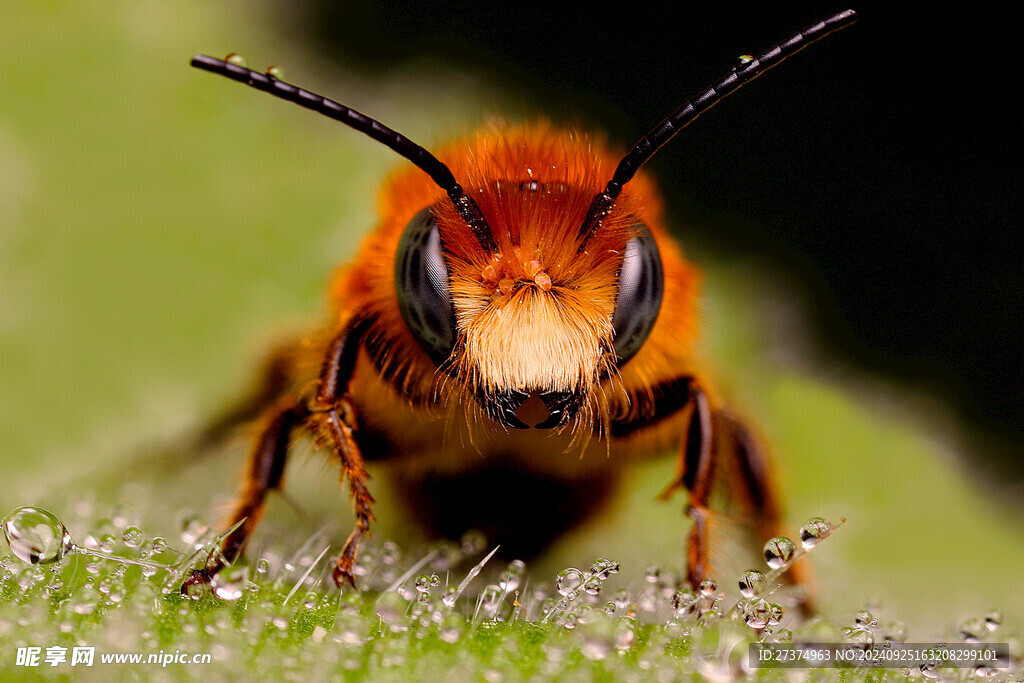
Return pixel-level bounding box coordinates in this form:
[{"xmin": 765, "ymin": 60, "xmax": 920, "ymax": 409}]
[{"xmin": 394, "ymin": 165, "xmax": 665, "ymax": 429}]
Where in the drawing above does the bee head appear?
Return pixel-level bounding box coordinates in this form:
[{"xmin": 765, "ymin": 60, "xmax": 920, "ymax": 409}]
[{"xmin": 393, "ymin": 128, "xmax": 664, "ymax": 429}]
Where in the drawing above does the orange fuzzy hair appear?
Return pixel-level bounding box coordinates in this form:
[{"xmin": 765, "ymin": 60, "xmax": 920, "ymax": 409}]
[{"xmin": 330, "ymin": 121, "xmax": 703, "ymax": 432}]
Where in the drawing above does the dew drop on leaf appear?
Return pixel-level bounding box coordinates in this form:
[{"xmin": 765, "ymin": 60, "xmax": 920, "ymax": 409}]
[
  {"xmin": 762, "ymin": 536, "xmax": 796, "ymax": 569},
  {"xmin": 744, "ymin": 598, "xmax": 771, "ymax": 629},
  {"xmin": 984, "ymin": 611, "xmax": 1001, "ymax": 632},
  {"xmin": 738, "ymin": 570, "xmax": 765, "ymax": 598},
  {"xmin": 579, "ymin": 617, "xmax": 616, "ymax": 660},
  {"xmin": 211, "ymin": 567, "xmax": 247, "ymax": 601},
  {"xmin": 799, "ymin": 517, "xmax": 834, "ymax": 549},
  {"xmin": 500, "ymin": 560, "xmax": 525, "ymax": 592},
  {"xmin": 589, "ymin": 558, "xmax": 619, "ymax": 581},
  {"xmin": 2, "ymin": 507, "xmax": 74, "ymax": 565},
  {"xmin": 460, "ymin": 530, "xmax": 486, "ymax": 555},
  {"xmin": 122, "ymin": 526, "xmax": 143, "ymax": 549},
  {"xmin": 555, "ymin": 568, "xmax": 584, "ymax": 596}
]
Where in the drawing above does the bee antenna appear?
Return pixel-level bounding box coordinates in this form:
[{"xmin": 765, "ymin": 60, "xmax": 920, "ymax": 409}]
[
  {"xmin": 190, "ymin": 55, "xmax": 497, "ymax": 253},
  {"xmin": 577, "ymin": 9, "xmax": 858, "ymax": 250}
]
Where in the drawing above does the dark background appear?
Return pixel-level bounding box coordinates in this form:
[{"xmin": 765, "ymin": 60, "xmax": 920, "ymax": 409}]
[{"xmin": 280, "ymin": 3, "xmax": 1021, "ymax": 476}]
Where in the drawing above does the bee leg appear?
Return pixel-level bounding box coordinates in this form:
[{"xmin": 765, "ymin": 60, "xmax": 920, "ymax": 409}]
[
  {"xmin": 182, "ymin": 398, "xmax": 309, "ymax": 593},
  {"xmin": 606, "ymin": 376, "xmax": 715, "ymax": 586},
  {"xmin": 673, "ymin": 384, "xmax": 717, "ymax": 588},
  {"xmin": 193, "ymin": 341, "xmax": 298, "ymax": 450},
  {"xmin": 718, "ymin": 410, "xmax": 815, "ymax": 614},
  {"xmin": 306, "ymin": 315, "xmax": 376, "ymax": 589}
]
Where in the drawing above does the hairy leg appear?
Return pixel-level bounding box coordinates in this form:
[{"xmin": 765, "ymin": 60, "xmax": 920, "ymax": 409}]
[
  {"xmin": 182, "ymin": 398, "xmax": 308, "ymax": 592},
  {"xmin": 183, "ymin": 315, "xmax": 376, "ymax": 592},
  {"xmin": 306, "ymin": 315, "xmax": 376, "ymax": 588},
  {"xmin": 607, "ymin": 376, "xmax": 717, "ymax": 587}
]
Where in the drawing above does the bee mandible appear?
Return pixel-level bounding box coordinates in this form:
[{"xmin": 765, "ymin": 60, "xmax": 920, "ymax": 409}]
[{"xmin": 183, "ymin": 10, "xmax": 857, "ymax": 598}]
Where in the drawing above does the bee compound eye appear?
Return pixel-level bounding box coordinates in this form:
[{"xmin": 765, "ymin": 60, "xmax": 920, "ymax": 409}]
[
  {"xmin": 612, "ymin": 226, "xmax": 664, "ymax": 366},
  {"xmin": 395, "ymin": 207, "xmax": 457, "ymax": 366}
]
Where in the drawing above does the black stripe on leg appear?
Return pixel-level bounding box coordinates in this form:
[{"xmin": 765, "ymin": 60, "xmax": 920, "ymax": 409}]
[{"xmin": 681, "ymin": 387, "xmax": 713, "ymax": 495}]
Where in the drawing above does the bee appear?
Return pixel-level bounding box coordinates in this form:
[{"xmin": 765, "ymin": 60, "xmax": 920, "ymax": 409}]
[{"xmin": 183, "ymin": 11, "xmax": 857, "ymax": 597}]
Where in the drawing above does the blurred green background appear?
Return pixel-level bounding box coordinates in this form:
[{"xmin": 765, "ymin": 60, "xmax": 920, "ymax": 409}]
[{"xmin": 2, "ymin": 1, "xmax": 1022, "ymax": 634}]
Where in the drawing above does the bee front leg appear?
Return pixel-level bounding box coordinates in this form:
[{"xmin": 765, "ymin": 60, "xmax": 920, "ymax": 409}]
[
  {"xmin": 306, "ymin": 315, "xmax": 376, "ymax": 589},
  {"xmin": 662, "ymin": 383, "xmax": 716, "ymax": 588},
  {"xmin": 182, "ymin": 398, "xmax": 309, "ymax": 594},
  {"xmin": 608, "ymin": 376, "xmax": 716, "ymax": 587}
]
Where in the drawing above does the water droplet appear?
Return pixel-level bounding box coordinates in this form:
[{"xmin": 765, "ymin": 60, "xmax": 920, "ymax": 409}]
[
  {"xmin": 380, "ymin": 541, "xmax": 400, "ymax": 565},
  {"xmin": 738, "ymin": 570, "xmax": 765, "ymax": 598},
  {"xmin": 73, "ymin": 587, "xmax": 100, "ymax": 615},
  {"xmin": 98, "ymin": 533, "xmax": 116, "ymax": 553},
  {"xmin": 616, "ymin": 618, "xmax": 636, "ymax": 651},
  {"xmin": 225, "ymin": 53, "xmax": 248, "ymax": 68},
  {"xmin": 744, "ymin": 599, "xmax": 771, "ymax": 629},
  {"xmin": 984, "ymin": 610, "xmax": 1001, "ymax": 631},
  {"xmin": 844, "ymin": 625, "xmax": 874, "ymax": 647},
  {"xmin": 265, "ymin": 65, "xmax": 284, "ymax": 79},
  {"xmin": 603, "ymin": 601, "xmax": 616, "ymax": 616},
  {"xmin": 672, "ymin": 588, "xmax": 697, "ymax": 616},
  {"xmin": 441, "ymin": 586, "xmax": 458, "ymax": 608},
  {"xmin": 122, "ymin": 526, "xmax": 143, "ymax": 549},
  {"xmin": 429, "ymin": 540, "xmax": 461, "ymax": 571},
  {"xmin": 762, "ymin": 536, "xmax": 796, "ymax": 569},
  {"xmin": 439, "ymin": 614, "xmax": 464, "ymax": 643},
  {"xmin": 555, "ymin": 568, "xmax": 584, "ymax": 596},
  {"xmin": 2, "ymin": 507, "xmax": 74, "ymax": 564},
  {"xmin": 643, "ymin": 564, "xmax": 660, "ymax": 583},
  {"xmin": 478, "ymin": 584, "xmax": 502, "ymax": 616},
  {"xmin": 110, "ymin": 503, "xmax": 135, "ymax": 528},
  {"xmin": 799, "ymin": 517, "xmax": 834, "ymax": 549},
  {"xmin": 414, "ymin": 575, "xmax": 431, "ymax": 593},
  {"xmin": 376, "ymin": 591, "xmax": 407, "ymax": 630},
  {"xmin": 736, "ymin": 54, "xmax": 754, "ymax": 67},
  {"xmin": 637, "ymin": 586, "xmax": 658, "ymax": 612},
  {"xmin": 256, "ymin": 558, "xmax": 270, "ymax": 576},
  {"xmin": 698, "ymin": 577, "xmax": 717, "ymax": 597},
  {"xmin": 499, "ymin": 560, "xmax": 525, "ymax": 592},
  {"xmin": 589, "ymin": 558, "xmax": 619, "ymax": 581},
  {"xmin": 461, "ymin": 530, "xmax": 486, "ymax": 555},
  {"xmin": 579, "ymin": 617, "xmax": 616, "ymax": 660},
  {"xmin": 960, "ymin": 617, "xmax": 987, "ymax": 643},
  {"xmin": 211, "ymin": 566, "xmax": 247, "ymax": 601},
  {"xmin": 107, "ymin": 582, "xmax": 127, "ymax": 604},
  {"xmin": 179, "ymin": 513, "xmax": 207, "ymax": 545},
  {"xmin": 768, "ymin": 603, "xmax": 784, "ymax": 626},
  {"xmin": 183, "ymin": 578, "xmax": 206, "ymax": 601},
  {"xmin": 583, "ymin": 576, "xmax": 602, "ymax": 595},
  {"xmin": 855, "ymin": 610, "xmax": 877, "ymax": 628}
]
